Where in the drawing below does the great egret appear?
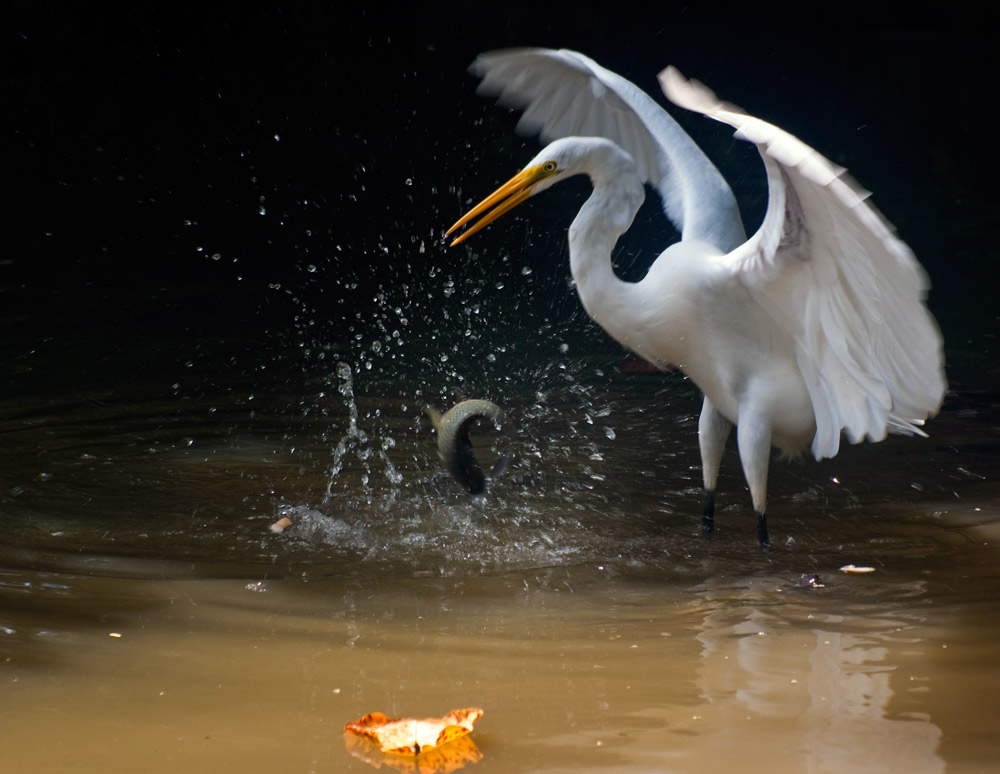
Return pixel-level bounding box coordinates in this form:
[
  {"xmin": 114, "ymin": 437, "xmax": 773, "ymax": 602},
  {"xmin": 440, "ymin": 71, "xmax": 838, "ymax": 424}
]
[{"xmin": 446, "ymin": 48, "xmax": 945, "ymax": 545}]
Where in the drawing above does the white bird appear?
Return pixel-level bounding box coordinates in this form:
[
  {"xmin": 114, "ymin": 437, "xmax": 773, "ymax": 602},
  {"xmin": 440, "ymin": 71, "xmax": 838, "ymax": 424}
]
[{"xmin": 446, "ymin": 48, "xmax": 945, "ymax": 545}]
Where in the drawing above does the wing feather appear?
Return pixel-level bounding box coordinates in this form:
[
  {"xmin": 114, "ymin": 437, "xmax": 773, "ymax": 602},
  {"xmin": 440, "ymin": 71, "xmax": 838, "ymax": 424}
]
[
  {"xmin": 469, "ymin": 48, "xmax": 747, "ymax": 253},
  {"xmin": 660, "ymin": 66, "xmax": 946, "ymax": 459}
]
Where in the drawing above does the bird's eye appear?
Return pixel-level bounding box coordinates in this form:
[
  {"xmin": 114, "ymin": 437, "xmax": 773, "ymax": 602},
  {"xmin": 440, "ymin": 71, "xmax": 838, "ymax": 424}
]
[{"xmin": 543, "ymin": 161, "xmax": 557, "ymax": 172}]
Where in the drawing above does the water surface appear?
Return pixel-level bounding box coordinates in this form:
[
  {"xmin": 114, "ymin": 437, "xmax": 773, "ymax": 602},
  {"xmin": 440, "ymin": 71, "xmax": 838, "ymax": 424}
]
[{"xmin": 2, "ymin": 345, "xmax": 998, "ymax": 773}]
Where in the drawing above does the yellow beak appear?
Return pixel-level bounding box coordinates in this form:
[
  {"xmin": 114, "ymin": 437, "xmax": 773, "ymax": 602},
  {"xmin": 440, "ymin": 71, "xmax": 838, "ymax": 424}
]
[{"xmin": 446, "ymin": 163, "xmax": 558, "ymax": 247}]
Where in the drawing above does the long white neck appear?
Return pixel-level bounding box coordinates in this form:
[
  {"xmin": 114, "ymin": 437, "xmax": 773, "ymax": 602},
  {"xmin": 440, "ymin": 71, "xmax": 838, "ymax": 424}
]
[{"xmin": 565, "ymin": 139, "xmax": 692, "ymax": 369}]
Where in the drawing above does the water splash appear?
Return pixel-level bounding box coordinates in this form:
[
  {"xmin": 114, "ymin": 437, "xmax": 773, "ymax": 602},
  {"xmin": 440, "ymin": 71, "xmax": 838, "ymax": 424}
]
[
  {"xmin": 324, "ymin": 361, "xmax": 406, "ymax": 503},
  {"xmin": 252, "ymin": 233, "xmax": 701, "ymax": 576},
  {"xmin": 324, "ymin": 361, "xmax": 370, "ymax": 501}
]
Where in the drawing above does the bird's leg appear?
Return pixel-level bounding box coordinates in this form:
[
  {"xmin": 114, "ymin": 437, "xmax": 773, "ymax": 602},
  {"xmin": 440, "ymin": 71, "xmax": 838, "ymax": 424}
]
[
  {"xmin": 702, "ymin": 490, "xmax": 715, "ymax": 534},
  {"xmin": 698, "ymin": 398, "xmax": 732, "ymax": 535},
  {"xmin": 756, "ymin": 510, "xmax": 769, "ymax": 547},
  {"xmin": 736, "ymin": 416, "xmax": 772, "ymax": 547}
]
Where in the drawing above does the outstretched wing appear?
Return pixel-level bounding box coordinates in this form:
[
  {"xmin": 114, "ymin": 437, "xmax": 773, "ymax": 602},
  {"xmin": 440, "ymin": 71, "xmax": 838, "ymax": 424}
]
[
  {"xmin": 660, "ymin": 66, "xmax": 946, "ymax": 459},
  {"xmin": 470, "ymin": 48, "xmax": 746, "ymax": 253}
]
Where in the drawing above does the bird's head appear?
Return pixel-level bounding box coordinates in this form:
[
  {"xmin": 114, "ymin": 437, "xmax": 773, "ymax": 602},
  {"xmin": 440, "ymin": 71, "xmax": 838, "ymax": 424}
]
[{"xmin": 446, "ymin": 139, "xmax": 585, "ymax": 246}]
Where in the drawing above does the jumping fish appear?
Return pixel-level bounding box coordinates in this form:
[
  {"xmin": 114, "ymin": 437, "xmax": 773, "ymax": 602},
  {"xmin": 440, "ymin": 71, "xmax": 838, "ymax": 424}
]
[{"xmin": 425, "ymin": 399, "xmax": 508, "ymax": 494}]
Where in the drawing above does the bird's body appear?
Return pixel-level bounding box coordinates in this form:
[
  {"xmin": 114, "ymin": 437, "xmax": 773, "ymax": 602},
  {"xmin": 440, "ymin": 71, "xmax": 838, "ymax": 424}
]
[
  {"xmin": 447, "ymin": 49, "xmax": 945, "ymax": 544},
  {"xmin": 554, "ymin": 137, "xmax": 817, "ymax": 457}
]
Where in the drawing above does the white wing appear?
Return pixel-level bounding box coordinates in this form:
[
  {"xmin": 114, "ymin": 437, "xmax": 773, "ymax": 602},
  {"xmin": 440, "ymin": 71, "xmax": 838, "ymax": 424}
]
[
  {"xmin": 660, "ymin": 67, "xmax": 947, "ymax": 459},
  {"xmin": 470, "ymin": 48, "xmax": 747, "ymax": 253}
]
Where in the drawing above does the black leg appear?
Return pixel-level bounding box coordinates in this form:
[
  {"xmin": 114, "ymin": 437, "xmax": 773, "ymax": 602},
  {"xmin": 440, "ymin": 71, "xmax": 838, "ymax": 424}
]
[
  {"xmin": 756, "ymin": 510, "xmax": 770, "ymax": 547},
  {"xmin": 702, "ymin": 490, "xmax": 715, "ymax": 535}
]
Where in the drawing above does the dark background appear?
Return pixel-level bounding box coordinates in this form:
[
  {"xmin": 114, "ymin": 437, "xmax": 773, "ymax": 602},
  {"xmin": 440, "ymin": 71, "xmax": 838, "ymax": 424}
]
[{"xmin": 5, "ymin": 2, "xmax": 998, "ymax": 398}]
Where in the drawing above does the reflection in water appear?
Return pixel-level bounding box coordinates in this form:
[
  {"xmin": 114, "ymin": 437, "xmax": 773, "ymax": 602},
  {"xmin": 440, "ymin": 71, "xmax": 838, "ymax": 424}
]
[
  {"xmin": 345, "ymin": 734, "xmax": 483, "ymax": 774},
  {"xmin": 689, "ymin": 581, "xmax": 945, "ymax": 774}
]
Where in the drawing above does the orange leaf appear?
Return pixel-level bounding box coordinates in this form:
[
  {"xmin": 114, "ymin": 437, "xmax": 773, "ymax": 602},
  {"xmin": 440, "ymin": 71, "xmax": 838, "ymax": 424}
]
[{"xmin": 344, "ymin": 708, "xmax": 484, "ymax": 756}]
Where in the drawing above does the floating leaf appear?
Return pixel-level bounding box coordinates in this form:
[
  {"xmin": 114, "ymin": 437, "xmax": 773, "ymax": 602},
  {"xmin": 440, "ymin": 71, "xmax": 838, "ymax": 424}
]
[{"xmin": 344, "ymin": 708, "xmax": 483, "ymax": 756}]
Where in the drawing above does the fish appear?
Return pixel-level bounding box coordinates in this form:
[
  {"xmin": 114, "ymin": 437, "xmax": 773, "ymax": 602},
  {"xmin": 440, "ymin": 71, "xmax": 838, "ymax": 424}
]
[{"xmin": 425, "ymin": 399, "xmax": 508, "ymax": 494}]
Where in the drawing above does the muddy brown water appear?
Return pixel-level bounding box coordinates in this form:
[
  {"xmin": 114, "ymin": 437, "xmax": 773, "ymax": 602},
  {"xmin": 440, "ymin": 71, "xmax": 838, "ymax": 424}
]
[{"xmin": 1, "ymin": 353, "xmax": 998, "ymax": 773}]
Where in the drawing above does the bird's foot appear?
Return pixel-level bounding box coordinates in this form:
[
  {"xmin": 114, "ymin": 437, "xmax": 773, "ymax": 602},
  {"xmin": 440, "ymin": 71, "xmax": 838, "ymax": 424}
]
[
  {"xmin": 756, "ymin": 511, "xmax": 770, "ymax": 548},
  {"xmin": 702, "ymin": 490, "xmax": 715, "ymax": 535}
]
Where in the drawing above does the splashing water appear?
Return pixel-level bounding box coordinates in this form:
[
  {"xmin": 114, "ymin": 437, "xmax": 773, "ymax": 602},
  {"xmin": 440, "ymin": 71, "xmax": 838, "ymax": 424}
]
[
  {"xmin": 232, "ymin": 224, "xmax": 715, "ymax": 577},
  {"xmin": 324, "ymin": 362, "xmax": 369, "ymax": 499},
  {"xmin": 323, "ymin": 362, "xmax": 404, "ymax": 504}
]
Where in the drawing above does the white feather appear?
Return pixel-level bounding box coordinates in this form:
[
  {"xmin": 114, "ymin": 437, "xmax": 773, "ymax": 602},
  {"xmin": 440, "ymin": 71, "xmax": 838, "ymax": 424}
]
[
  {"xmin": 471, "ymin": 48, "xmax": 747, "ymax": 253},
  {"xmin": 661, "ymin": 65, "xmax": 945, "ymax": 458}
]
